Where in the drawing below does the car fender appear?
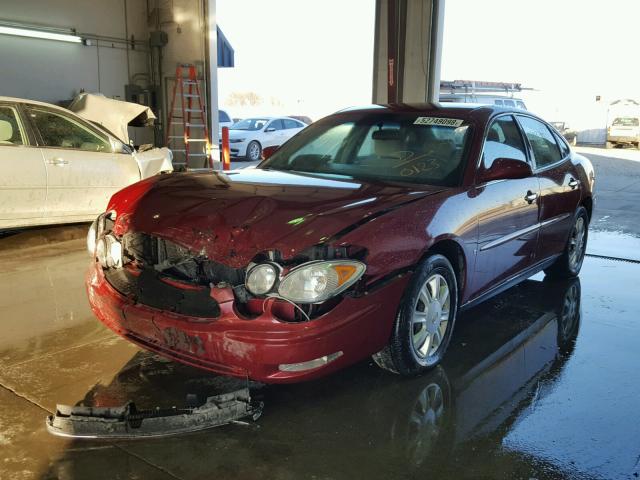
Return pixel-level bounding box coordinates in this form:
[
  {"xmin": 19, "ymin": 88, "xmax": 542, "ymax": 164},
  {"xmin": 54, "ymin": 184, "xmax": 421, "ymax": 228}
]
[{"xmin": 571, "ymin": 153, "xmax": 596, "ymax": 209}]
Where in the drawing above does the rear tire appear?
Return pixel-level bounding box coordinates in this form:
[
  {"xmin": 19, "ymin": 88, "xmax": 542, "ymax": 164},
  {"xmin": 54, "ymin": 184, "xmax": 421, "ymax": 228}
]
[
  {"xmin": 544, "ymin": 206, "xmax": 589, "ymax": 279},
  {"xmin": 606, "ymin": 141, "xmax": 613, "ymax": 149},
  {"xmin": 373, "ymin": 254, "xmax": 458, "ymax": 376}
]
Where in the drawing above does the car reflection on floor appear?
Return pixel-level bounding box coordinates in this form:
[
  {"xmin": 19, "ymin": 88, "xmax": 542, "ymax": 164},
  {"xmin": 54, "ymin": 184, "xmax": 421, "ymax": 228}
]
[{"xmin": 42, "ymin": 276, "xmax": 581, "ymax": 479}]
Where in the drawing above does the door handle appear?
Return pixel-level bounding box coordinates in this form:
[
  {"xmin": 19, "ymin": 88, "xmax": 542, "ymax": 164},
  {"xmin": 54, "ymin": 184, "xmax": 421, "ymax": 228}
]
[
  {"xmin": 568, "ymin": 178, "xmax": 579, "ymax": 189},
  {"xmin": 47, "ymin": 157, "xmax": 69, "ymax": 166},
  {"xmin": 524, "ymin": 191, "xmax": 538, "ymax": 204}
]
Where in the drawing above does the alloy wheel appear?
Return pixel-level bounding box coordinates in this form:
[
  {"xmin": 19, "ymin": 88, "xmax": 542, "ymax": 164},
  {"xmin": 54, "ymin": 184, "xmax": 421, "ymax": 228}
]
[
  {"xmin": 568, "ymin": 216, "xmax": 586, "ymax": 269},
  {"xmin": 411, "ymin": 274, "xmax": 450, "ymax": 358}
]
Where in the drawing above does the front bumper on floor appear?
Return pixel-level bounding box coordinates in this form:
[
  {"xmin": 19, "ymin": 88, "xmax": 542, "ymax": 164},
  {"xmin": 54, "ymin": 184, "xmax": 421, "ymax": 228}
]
[{"xmin": 86, "ymin": 263, "xmax": 407, "ymax": 383}]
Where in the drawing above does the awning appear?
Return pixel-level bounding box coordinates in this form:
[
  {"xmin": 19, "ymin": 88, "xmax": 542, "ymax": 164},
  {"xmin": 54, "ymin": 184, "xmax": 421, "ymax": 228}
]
[{"xmin": 217, "ymin": 26, "xmax": 234, "ymax": 68}]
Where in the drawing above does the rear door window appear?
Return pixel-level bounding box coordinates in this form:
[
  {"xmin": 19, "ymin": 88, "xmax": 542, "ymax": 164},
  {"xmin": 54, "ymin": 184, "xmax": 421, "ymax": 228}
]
[
  {"xmin": 284, "ymin": 119, "xmax": 301, "ymax": 129},
  {"xmin": 517, "ymin": 116, "xmax": 563, "ymax": 168},
  {"xmin": 553, "ymin": 132, "xmax": 570, "ymax": 158},
  {"xmin": 0, "ymin": 106, "xmax": 25, "ymax": 145},
  {"xmin": 268, "ymin": 119, "xmax": 284, "ymax": 131},
  {"xmin": 26, "ymin": 108, "xmax": 111, "ymax": 152},
  {"xmin": 482, "ymin": 115, "xmax": 528, "ymax": 169}
]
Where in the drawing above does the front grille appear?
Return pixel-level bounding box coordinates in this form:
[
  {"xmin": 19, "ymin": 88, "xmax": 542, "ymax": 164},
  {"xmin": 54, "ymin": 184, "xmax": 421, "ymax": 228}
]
[
  {"xmin": 121, "ymin": 232, "xmax": 245, "ymax": 288},
  {"xmin": 103, "ymin": 232, "xmax": 252, "ymax": 317},
  {"xmin": 105, "ymin": 268, "xmax": 221, "ymax": 318}
]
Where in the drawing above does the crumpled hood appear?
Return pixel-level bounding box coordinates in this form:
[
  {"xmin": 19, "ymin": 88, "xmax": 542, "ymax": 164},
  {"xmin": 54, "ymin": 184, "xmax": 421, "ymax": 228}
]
[
  {"xmin": 109, "ymin": 168, "xmax": 445, "ymax": 267},
  {"xmin": 68, "ymin": 92, "xmax": 156, "ymax": 144}
]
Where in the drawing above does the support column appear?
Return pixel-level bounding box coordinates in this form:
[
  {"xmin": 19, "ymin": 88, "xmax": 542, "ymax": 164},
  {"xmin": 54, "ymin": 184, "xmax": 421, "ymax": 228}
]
[
  {"xmin": 372, "ymin": 0, "xmax": 445, "ymax": 104},
  {"xmin": 205, "ymin": 0, "xmax": 220, "ymax": 167}
]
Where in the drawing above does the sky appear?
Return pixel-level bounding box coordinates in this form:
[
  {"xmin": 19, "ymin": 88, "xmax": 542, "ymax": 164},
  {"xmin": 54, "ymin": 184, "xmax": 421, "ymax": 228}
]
[
  {"xmin": 217, "ymin": 0, "xmax": 375, "ymax": 120},
  {"xmin": 217, "ymin": 0, "xmax": 640, "ymax": 126}
]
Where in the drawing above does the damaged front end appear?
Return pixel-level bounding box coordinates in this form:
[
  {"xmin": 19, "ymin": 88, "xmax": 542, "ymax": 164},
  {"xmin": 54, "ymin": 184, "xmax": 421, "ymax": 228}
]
[
  {"xmin": 85, "ymin": 206, "xmax": 409, "ymax": 383},
  {"xmin": 46, "ymin": 389, "xmax": 262, "ymax": 439},
  {"xmin": 88, "ymin": 211, "xmax": 369, "ymax": 324}
]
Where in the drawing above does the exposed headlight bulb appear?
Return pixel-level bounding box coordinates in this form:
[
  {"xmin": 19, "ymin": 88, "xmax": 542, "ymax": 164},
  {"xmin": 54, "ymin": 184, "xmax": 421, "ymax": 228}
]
[
  {"xmin": 245, "ymin": 263, "xmax": 279, "ymax": 295},
  {"xmin": 104, "ymin": 235, "xmax": 123, "ymax": 268}
]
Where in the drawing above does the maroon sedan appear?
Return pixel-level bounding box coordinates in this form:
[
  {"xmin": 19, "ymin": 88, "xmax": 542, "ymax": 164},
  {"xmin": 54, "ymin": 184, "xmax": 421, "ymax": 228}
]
[{"xmin": 86, "ymin": 104, "xmax": 594, "ymax": 383}]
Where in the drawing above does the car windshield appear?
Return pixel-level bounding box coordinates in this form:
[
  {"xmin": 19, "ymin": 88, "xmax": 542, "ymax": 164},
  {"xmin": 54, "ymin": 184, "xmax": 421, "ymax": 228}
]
[
  {"xmin": 231, "ymin": 118, "xmax": 269, "ymax": 131},
  {"xmin": 612, "ymin": 117, "xmax": 639, "ymax": 127},
  {"xmin": 260, "ymin": 112, "xmax": 472, "ymax": 187}
]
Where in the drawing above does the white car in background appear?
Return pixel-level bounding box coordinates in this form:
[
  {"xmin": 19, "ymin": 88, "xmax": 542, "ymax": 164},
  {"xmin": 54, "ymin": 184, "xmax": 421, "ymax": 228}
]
[
  {"xmin": 218, "ymin": 109, "xmax": 234, "ymax": 134},
  {"xmin": 0, "ymin": 96, "xmax": 173, "ymax": 230},
  {"xmin": 225, "ymin": 116, "xmax": 307, "ymax": 160}
]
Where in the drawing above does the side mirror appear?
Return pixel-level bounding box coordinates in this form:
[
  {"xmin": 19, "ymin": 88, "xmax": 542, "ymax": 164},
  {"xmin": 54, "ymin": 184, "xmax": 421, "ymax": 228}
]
[
  {"xmin": 113, "ymin": 139, "xmax": 133, "ymax": 155},
  {"xmin": 261, "ymin": 145, "xmax": 279, "ymax": 160},
  {"xmin": 480, "ymin": 157, "xmax": 533, "ymax": 183},
  {"xmin": 264, "ymin": 127, "xmax": 276, "ymax": 133}
]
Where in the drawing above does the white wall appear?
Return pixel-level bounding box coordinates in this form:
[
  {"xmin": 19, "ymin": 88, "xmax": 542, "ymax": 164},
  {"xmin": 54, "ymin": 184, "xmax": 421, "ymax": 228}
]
[{"xmin": 0, "ymin": 0, "xmax": 150, "ymax": 104}]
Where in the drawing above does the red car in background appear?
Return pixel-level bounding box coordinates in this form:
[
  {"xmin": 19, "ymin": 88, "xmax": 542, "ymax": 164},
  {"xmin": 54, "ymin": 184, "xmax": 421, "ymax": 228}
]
[{"xmin": 86, "ymin": 104, "xmax": 594, "ymax": 383}]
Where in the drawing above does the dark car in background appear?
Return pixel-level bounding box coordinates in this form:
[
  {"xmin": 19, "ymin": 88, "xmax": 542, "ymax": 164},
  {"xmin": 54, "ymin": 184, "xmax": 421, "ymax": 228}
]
[{"xmin": 85, "ymin": 104, "xmax": 594, "ymax": 383}]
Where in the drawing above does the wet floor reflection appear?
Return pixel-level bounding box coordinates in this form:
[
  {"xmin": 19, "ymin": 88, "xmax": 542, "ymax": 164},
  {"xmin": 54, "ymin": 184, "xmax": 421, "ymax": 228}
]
[{"xmin": 41, "ymin": 276, "xmax": 592, "ymax": 479}]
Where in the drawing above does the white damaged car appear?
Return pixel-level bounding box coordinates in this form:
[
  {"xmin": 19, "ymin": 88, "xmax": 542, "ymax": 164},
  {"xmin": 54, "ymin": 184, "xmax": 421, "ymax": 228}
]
[{"xmin": 0, "ymin": 95, "xmax": 173, "ymax": 229}]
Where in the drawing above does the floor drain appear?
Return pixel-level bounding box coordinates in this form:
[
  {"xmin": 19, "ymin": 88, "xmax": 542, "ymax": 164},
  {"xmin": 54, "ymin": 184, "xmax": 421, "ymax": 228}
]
[{"xmin": 585, "ymin": 253, "xmax": 640, "ymax": 264}]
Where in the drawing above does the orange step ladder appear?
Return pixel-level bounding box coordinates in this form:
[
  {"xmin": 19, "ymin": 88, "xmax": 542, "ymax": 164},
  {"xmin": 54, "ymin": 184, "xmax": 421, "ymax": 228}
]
[{"xmin": 165, "ymin": 64, "xmax": 212, "ymax": 169}]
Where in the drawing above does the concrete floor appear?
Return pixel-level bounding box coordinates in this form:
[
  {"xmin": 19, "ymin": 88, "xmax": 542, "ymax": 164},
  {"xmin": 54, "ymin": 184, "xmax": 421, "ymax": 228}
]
[{"xmin": 1, "ymin": 150, "xmax": 639, "ymax": 480}]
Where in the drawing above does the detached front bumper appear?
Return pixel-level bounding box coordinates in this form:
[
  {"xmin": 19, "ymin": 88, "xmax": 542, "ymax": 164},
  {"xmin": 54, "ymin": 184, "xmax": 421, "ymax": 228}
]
[{"xmin": 87, "ymin": 263, "xmax": 407, "ymax": 383}]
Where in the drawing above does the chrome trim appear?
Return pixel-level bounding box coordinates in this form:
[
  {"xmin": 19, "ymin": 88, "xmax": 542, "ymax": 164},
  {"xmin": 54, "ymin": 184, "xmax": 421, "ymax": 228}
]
[
  {"xmin": 479, "ymin": 213, "xmax": 571, "ymax": 251},
  {"xmin": 540, "ymin": 213, "xmax": 571, "ymax": 228},
  {"xmin": 479, "ymin": 223, "xmax": 539, "ymax": 251}
]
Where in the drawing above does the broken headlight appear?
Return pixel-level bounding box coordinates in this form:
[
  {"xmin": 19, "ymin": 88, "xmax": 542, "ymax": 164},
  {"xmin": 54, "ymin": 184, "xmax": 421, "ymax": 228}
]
[
  {"xmin": 88, "ymin": 212, "xmax": 123, "ymax": 268},
  {"xmin": 278, "ymin": 260, "xmax": 365, "ymax": 304},
  {"xmin": 94, "ymin": 234, "xmax": 123, "ymax": 268},
  {"xmin": 87, "ymin": 217, "xmax": 98, "ymax": 256}
]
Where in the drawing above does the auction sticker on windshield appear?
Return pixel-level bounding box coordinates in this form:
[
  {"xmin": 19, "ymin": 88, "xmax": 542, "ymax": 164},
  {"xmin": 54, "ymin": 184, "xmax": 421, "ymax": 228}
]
[{"xmin": 414, "ymin": 117, "xmax": 464, "ymax": 127}]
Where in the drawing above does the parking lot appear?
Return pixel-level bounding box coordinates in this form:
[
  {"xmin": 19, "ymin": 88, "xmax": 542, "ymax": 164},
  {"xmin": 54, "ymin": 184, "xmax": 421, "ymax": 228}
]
[{"xmin": 1, "ymin": 148, "xmax": 639, "ymax": 480}]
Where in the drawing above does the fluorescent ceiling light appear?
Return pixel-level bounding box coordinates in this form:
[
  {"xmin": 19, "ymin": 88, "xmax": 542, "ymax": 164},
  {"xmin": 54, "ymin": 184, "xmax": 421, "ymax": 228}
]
[{"xmin": 0, "ymin": 25, "xmax": 82, "ymax": 43}]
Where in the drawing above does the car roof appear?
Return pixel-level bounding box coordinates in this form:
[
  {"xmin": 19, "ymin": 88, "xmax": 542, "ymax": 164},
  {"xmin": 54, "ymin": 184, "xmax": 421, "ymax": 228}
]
[
  {"xmin": 332, "ymin": 102, "xmax": 530, "ymax": 121},
  {"xmin": 0, "ymin": 96, "xmax": 70, "ymax": 112}
]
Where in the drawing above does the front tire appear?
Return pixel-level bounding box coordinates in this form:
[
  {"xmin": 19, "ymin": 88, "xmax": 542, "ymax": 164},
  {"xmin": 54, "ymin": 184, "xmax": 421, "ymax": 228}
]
[
  {"xmin": 373, "ymin": 254, "xmax": 458, "ymax": 376},
  {"xmin": 544, "ymin": 206, "xmax": 589, "ymax": 279},
  {"xmin": 246, "ymin": 141, "xmax": 261, "ymax": 161}
]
